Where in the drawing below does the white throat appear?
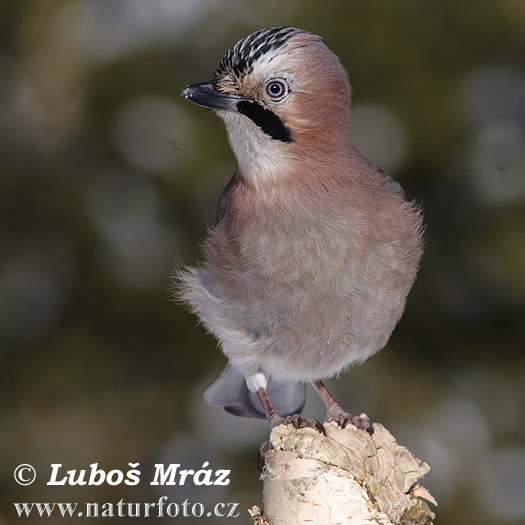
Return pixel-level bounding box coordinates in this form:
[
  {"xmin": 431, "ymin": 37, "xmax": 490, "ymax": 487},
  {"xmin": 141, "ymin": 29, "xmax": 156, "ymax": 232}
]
[{"xmin": 218, "ymin": 110, "xmax": 290, "ymax": 182}]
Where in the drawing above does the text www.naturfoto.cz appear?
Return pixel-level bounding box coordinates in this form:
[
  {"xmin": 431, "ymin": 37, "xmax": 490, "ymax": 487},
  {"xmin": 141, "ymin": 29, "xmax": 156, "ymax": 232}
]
[{"xmin": 14, "ymin": 498, "xmax": 240, "ymax": 519}]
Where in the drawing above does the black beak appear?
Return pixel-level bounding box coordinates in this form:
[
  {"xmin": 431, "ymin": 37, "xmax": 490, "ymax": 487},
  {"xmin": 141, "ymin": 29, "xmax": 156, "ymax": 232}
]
[{"xmin": 181, "ymin": 81, "xmax": 243, "ymax": 111}]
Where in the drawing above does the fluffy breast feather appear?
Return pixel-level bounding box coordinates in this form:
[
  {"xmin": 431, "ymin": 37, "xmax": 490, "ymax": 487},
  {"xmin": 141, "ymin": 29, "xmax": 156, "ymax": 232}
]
[{"xmin": 178, "ymin": 166, "xmax": 423, "ymax": 381}]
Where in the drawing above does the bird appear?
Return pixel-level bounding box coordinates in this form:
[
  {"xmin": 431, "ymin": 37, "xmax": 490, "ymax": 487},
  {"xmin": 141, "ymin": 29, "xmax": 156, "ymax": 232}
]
[{"xmin": 178, "ymin": 27, "xmax": 423, "ymax": 435}]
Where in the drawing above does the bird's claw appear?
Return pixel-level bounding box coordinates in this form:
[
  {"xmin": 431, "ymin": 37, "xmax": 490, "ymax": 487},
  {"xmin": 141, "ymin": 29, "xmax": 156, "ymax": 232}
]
[
  {"xmin": 258, "ymin": 415, "xmax": 326, "ymax": 474},
  {"xmin": 269, "ymin": 413, "xmax": 326, "ymax": 435},
  {"xmin": 325, "ymin": 405, "xmax": 374, "ymax": 435},
  {"xmin": 257, "ymin": 440, "xmax": 272, "ymax": 475}
]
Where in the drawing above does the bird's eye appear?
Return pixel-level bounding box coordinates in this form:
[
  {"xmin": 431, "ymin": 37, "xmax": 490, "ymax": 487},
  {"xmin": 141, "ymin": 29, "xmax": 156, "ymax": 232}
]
[{"xmin": 266, "ymin": 80, "xmax": 287, "ymax": 100}]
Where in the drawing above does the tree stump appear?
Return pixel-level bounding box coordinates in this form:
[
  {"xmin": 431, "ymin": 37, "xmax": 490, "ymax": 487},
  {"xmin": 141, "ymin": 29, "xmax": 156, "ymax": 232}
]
[{"xmin": 249, "ymin": 419, "xmax": 436, "ymax": 525}]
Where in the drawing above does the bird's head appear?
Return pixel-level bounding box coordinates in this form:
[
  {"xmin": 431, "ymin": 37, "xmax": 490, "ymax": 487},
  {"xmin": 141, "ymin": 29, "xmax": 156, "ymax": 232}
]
[{"xmin": 182, "ymin": 27, "xmax": 353, "ymax": 182}]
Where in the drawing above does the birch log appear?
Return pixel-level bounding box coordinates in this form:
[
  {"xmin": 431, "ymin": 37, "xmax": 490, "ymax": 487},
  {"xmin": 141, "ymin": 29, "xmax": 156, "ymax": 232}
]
[{"xmin": 249, "ymin": 419, "xmax": 436, "ymax": 525}]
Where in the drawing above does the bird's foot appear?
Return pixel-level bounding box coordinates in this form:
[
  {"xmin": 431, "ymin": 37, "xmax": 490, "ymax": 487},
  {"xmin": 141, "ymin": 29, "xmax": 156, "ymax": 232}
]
[
  {"xmin": 325, "ymin": 405, "xmax": 374, "ymax": 436},
  {"xmin": 257, "ymin": 415, "xmax": 326, "ymax": 474},
  {"xmin": 269, "ymin": 413, "xmax": 326, "ymax": 435},
  {"xmin": 257, "ymin": 440, "xmax": 272, "ymax": 475}
]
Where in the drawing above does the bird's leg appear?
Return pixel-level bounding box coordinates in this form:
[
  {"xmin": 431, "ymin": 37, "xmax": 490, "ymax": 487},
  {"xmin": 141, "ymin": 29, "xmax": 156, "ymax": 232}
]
[
  {"xmin": 254, "ymin": 387, "xmax": 326, "ymax": 435},
  {"xmin": 312, "ymin": 380, "xmax": 374, "ymax": 435},
  {"xmin": 255, "ymin": 387, "xmax": 325, "ymax": 474}
]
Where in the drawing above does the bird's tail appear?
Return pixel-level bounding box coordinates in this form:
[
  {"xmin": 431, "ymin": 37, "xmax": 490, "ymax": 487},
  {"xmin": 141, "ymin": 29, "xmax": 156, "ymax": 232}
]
[{"xmin": 202, "ymin": 364, "xmax": 306, "ymax": 419}]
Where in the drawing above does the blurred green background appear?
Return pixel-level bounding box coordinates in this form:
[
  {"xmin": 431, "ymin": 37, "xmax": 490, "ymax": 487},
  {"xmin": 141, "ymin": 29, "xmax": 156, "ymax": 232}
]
[{"xmin": 1, "ymin": 0, "xmax": 524, "ymax": 523}]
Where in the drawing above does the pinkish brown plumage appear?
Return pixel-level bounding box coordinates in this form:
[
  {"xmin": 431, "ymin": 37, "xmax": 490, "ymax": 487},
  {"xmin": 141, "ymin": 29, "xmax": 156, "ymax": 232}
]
[{"xmin": 179, "ymin": 27, "xmax": 423, "ymax": 434}]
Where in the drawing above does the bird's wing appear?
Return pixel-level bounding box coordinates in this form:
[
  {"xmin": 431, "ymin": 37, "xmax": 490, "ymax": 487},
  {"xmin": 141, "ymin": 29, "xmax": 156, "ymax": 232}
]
[
  {"xmin": 215, "ymin": 169, "xmax": 242, "ymax": 225},
  {"xmin": 375, "ymin": 168, "xmax": 408, "ymax": 201}
]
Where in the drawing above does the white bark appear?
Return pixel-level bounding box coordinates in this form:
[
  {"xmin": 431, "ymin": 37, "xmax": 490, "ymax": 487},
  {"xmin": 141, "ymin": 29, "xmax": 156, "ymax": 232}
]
[{"xmin": 250, "ymin": 420, "xmax": 436, "ymax": 525}]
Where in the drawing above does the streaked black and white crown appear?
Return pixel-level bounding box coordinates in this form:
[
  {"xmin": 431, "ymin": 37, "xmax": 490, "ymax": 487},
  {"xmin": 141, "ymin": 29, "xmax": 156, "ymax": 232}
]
[{"xmin": 215, "ymin": 27, "xmax": 305, "ymax": 80}]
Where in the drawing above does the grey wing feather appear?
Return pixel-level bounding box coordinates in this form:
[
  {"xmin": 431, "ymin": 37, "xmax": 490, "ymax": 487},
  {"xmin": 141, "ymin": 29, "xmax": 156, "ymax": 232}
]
[
  {"xmin": 376, "ymin": 168, "xmax": 407, "ymax": 200},
  {"xmin": 215, "ymin": 170, "xmax": 241, "ymax": 224},
  {"xmin": 202, "ymin": 364, "xmax": 306, "ymax": 419}
]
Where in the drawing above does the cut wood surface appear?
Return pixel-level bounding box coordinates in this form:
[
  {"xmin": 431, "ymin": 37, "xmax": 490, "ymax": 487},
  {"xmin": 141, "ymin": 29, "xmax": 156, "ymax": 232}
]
[{"xmin": 250, "ymin": 420, "xmax": 436, "ymax": 525}]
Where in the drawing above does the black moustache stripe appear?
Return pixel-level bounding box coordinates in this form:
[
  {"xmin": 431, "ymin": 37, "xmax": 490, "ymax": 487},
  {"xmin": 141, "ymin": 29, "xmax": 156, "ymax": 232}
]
[{"xmin": 236, "ymin": 101, "xmax": 291, "ymax": 143}]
